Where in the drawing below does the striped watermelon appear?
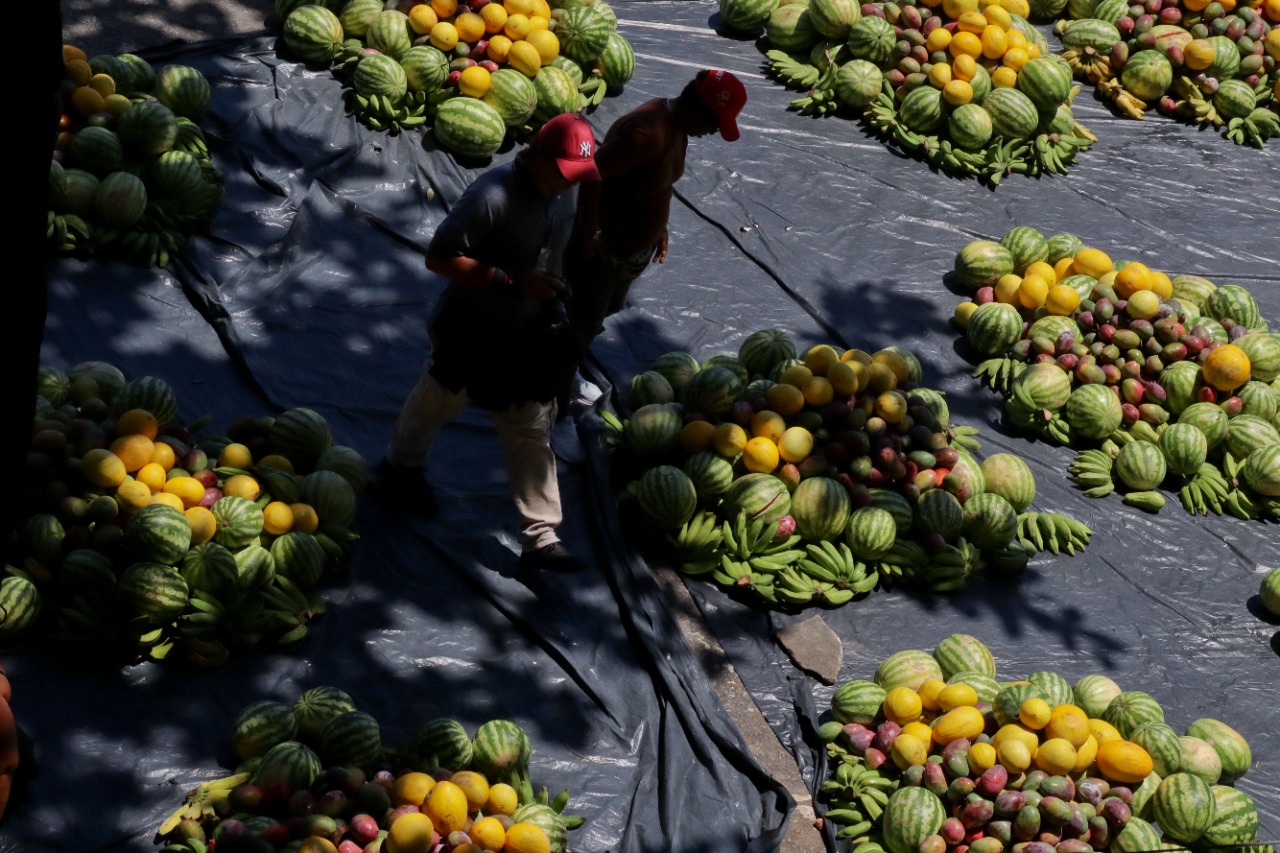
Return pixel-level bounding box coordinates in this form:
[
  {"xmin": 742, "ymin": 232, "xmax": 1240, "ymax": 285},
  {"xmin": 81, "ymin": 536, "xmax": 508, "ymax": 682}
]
[
  {"xmin": 702, "ymin": 354, "xmax": 748, "ymax": 384},
  {"xmin": 993, "ymin": 682, "xmax": 1048, "ymax": 728},
  {"xmin": 979, "ymin": 453, "xmax": 1036, "ymax": 512},
  {"xmin": 628, "ymin": 371, "xmax": 675, "ymax": 410},
  {"xmin": 831, "ymin": 679, "xmax": 886, "ymax": 724},
  {"xmin": 1150, "ymin": 772, "xmax": 1215, "ymax": 842},
  {"xmin": 1073, "ymin": 673, "xmax": 1122, "ymax": 719},
  {"xmin": 948, "ymin": 103, "xmax": 993, "ymax": 151},
  {"xmin": 966, "ymin": 302, "xmax": 1023, "ymax": 356},
  {"xmin": 790, "ymin": 476, "xmax": 851, "ymax": 541},
  {"xmin": 1131, "ymin": 721, "xmax": 1183, "ymax": 777},
  {"xmin": 636, "ymin": 465, "xmax": 698, "ymax": 530},
  {"xmin": 510, "ymin": 803, "xmax": 569, "ymax": 853},
  {"xmin": 300, "ymin": 470, "xmax": 357, "ymax": 528},
  {"xmin": 650, "ymin": 352, "xmax": 700, "ymax": 391},
  {"xmin": 1161, "ymin": 362, "xmax": 1206, "ymax": 416},
  {"xmin": 116, "ymin": 53, "xmax": 156, "ymax": 95},
  {"xmin": 117, "ymin": 561, "xmax": 189, "ymax": 624},
  {"xmin": 875, "ymin": 649, "xmax": 944, "ymax": 692},
  {"xmin": 738, "ymin": 329, "xmax": 798, "ymax": 379},
  {"xmin": 867, "ymin": 489, "xmax": 914, "ymax": 535},
  {"xmin": 1111, "ymin": 815, "xmax": 1161, "ymax": 853},
  {"xmin": 1158, "ymin": 423, "xmax": 1208, "ymax": 477},
  {"xmin": 1061, "ymin": 18, "xmax": 1121, "ymax": 51},
  {"xmin": 154, "ymin": 64, "xmax": 211, "ymax": 120},
  {"xmin": 180, "ymin": 544, "xmax": 237, "ymax": 597},
  {"xmin": 1215, "ymin": 80, "xmax": 1256, "ymax": 122},
  {"xmin": 0, "ymin": 575, "xmax": 42, "ymax": 642},
  {"xmin": 269, "ymin": 407, "xmax": 333, "ymax": 464},
  {"xmin": 1184, "ymin": 718, "xmax": 1251, "ymax": 784},
  {"xmin": 1242, "ymin": 445, "xmax": 1280, "ymax": 497},
  {"xmin": 1239, "ymin": 381, "xmax": 1278, "ymax": 421},
  {"xmin": 809, "ymin": 0, "xmax": 860, "ymax": 38},
  {"xmin": 1065, "ymin": 383, "xmax": 1123, "ymax": 440},
  {"xmin": 1012, "ymin": 363, "xmax": 1072, "ymax": 412},
  {"xmin": 626, "ymin": 403, "xmax": 683, "ymax": 457},
  {"xmin": 900, "ymin": 85, "xmax": 947, "ymax": 134},
  {"xmin": 69, "ymin": 126, "xmax": 124, "ymax": 176},
  {"xmin": 684, "ymin": 451, "xmax": 735, "ymax": 502},
  {"xmin": 718, "ymin": 0, "xmax": 778, "ymax": 32},
  {"xmin": 366, "ymin": 10, "xmax": 412, "ymax": 61},
  {"xmin": 1016, "ymin": 57, "xmax": 1073, "ymax": 112},
  {"xmin": 483, "ymin": 68, "xmax": 539, "ymax": 127},
  {"xmin": 595, "ymin": 32, "xmax": 635, "ymax": 91},
  {"xmin": 1120, "ymin": 50, "xmax": 1173, "ymax": 102},
  {"xmin": 124, "ymin": 503, "xmax": 192, "ymax": 565},
  {"xmin": 847, "ymin": 15, "xmax": 896, "ymax": 65},
  {"xmin": 1092, "ymin": 0, "xmax": 1130, "ymax": 22},
  {"xmin": 283, "ymin": 5, "xmax": 344, "ymax": 65},
  {"xmin": 1027, "ymin": 670, "xmax": 1073, "ymax": 707},
  {"xmin": 293, "ymin": 685, "xmax": 358, "ymax": 742},
  {"xmin": 402, "ymin": 718, "xmax": 474, "ymax": 772},
  {"xmin": 845, "ymin": 506, "xmax": 897, "ymax": 560},
  {"xmin": 235, "ymin": 546, "xmax": 277, "ymax": 592},
  {"xmin": 25, "ymin": 514, "xmax": 64, "ymax": 570},
  {"xmin": 836, "ymin": 59, "xmax": 884, "ymax": 109},
  {"xmin": 253, "ymin": 740, "xmax": 323, "ymax": 792},
  {"xmin": 954, "ymin": 240, "xmax": 1016, "ymax": 291},
  {"xmin": 1045, "ymin": 232, "xmax": 1083, "ymax": 264},
  {"xmin": 231, "ymin": 700, "xmax": 299, "ymax": 761},
  {"xmin": 1000, "ymin": 226, "xmax": 1049, "ymax": 275},
  {"xmin": 1171, "ymin": 274, "xmax": 1216, "ymax": 308},
  {"xmin": 932, "ymin": 634, "xmax": 996, "ymax": 679},
  {"xmin": 1224, "ymin": 415, "xmax": 1280, "ymax": 461},
  {"xmin": 353, "ymin": 53, "xmax": 408, "ymax": 100},
  {"xmin": 682, "ymin": 366, "xmax": 744, "ymax": 418},
  {"xmin": 1263, "ymin": 566, "xmax": 1280, "ymax": 615},
  {"xmin": 401, "ymin": 45, "xmax": 449, "ymax": 93},
  {"xmin": 117, "ymin": 100, "xmax": 180, "ymax": 158},
  {"xmin": 1202, "ymin": 35, "xmax": 1241, "ymax": 80},
  {"xmin": 471, "ymin": 719, "xmax": 531, "ymax": 779},
  {"xmin": 1178, "ymin": 735, "xmax": 1223, "ymax": 785},
  {"xmin": 882, "ymin": 785, "xmax": 947, "ymax": 853},
  {"xmin": 984, "ymin": 87, "xmax": 1039, "ymax": 141},
  {"xmin": 1104, "ymin": 690, "xmax": 1166, "ymax": 739},
  {"xmin": 117, "ymin": 376, "xmax": 179, "ymax": 428},
  {"xmin": 945, "ymin": 671, "xmax": 1001, "ymax": 703},
  {"xmin": 212, "ymin": 495, "xmax": 265, "ymax": 551},
  {"xmin": 69, "ymin": 361, "xmax": 127, "ymax": 402},
  {"xmin": 912, "ymin": 489, "xmax": 963, "ymax": 541},
  {"xmin": 1200, "ymin": 786, "xmax": 1259, "ymax": 845},
  {"xmin": 1204, "ymin": 284, "xmax": 1262, "ymax": 330},
  {"xmin": 721, "ymin": 473, "xmax": 792, "ymax": 526},
  {"xmin": 270, "ymin": 531, "xmax": 327, "ymax": 589},
  {"xmin": 531, "ymin": 66, "xmax": 581, "ymax": 125},
  {"xmin": 338, "ymin": 0, "xmax": 382, "ymax": 37},
  {"xmin": 767, "ymin": 4, "xmax": 817, "ymax": 53},
  {"xmin": 556, "ymin": 6, "xmax": 612, "ymax": 63},
  {"xmin": 147, "ymin": 150, "xmax": 206, "ymax": 198},
  {"xmin": 60, "ymin": 548, "xmax": 119, "ymax": 598},
  {"xmin": 319, "ymin": 710, "xmax": 382, "ymax": 769},
  {"xmin": 35, "ymin": 365, "xmax": 70, "ymax": 406},
  {"xmin": 315, "ymin": 445, "xmax": 368, "ymax": 493}
]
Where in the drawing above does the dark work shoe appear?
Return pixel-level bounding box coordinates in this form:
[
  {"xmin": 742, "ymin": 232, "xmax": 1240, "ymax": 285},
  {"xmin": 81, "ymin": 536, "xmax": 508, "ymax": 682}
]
[
  {"xmin": 374, "ymin": 458, "xmax": 438, "ymax": 519},
  {"xmin": 520, "ymin": 541, "xmax": 588, "ymax": 573}
]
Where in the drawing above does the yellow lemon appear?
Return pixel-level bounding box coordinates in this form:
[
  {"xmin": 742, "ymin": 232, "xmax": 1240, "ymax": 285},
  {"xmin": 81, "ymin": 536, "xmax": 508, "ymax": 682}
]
[
  {"xmin": 1125, "ymin": 289, "xmax": 1162, "ymax": 321},
  {"xmin": 765, "ymin": 383, "xmax": 806, "ymax": 417},
  {"xmin": 429, "ymin": 20, "xmax": 459, "ymax": 51},
  {"xmin": 454, "ymin": 11, "xmax": 487, "ymax": 42},
  {"xmin": 408, "ymin": 4, "xmax": 439, "ymax": 35},
  {"xmin": 1053, "ymin": 256, "xmax": 1076, "ymax": 281},
  {"xmin": 1072, "ymin": 247, "xmax": 1113, "ymax": 279},
  {"xmin": 219, "ymin": 442, "xmax": 254, "ymax": 469},
  {"xmin": 503, "ymin": 12, "xmax": 532, "ymax": 40},
  {"xmin": 186, "ymin": 506, "xmax": 217, "ymax": 545},
  {"xmin": 826, "ymin": 360, "xmax": 864, "ymax": 395},
  {"xmin": 929, "ymin": 61, "xmax": 954, "ymax": 89},
  {"xmin": 892, "ymin": 732, "xmax": 929, "ymax": 768},
  {"xmin": 164, "ymin": 476, "xmax": 206, "ymax": 509},
  {"xmin": 458, "ymin": 64, "xmax": 492, "ymax": 98},
  {"xmin": 523, "ymin": 28, "xmax": 559, "ymax": 64},
  {"xmin": 742, "ymin": 436, "xmax": 780, "ymax": 473},
  {"xmin": 953, "ymin": 300, "xmax": 979, "ymax": 329},
  {"xmin": 1017, "ymin": 273, "xmax": 1050, "ymax": 310},
  {"xmin": 997, "ymin": 737, "xmax": 1032, "ymax": 773},
  {"xmin": 504, "ymin": 0, "xmax": 536, "ymax": 14},
  {"xmin": 873, "ymin": 350, "xmax": 913, "ymax": 383},
  {"xmin": 969, "ymin": 741, "xmax": 997, "ymax": 772},
  {"xmin": 1089, "ymin": 718, "xmax": 1123, "ymax": 746},
  {"xmin": 1113, "ymin": 262, "xmax": 1152, "ymax": 298},
  {"xmin": 150, "ymin": 440, "xmax": 176, "ymax": 471},
  {"xmin": 803, "ymin": 344, "xmax": 842, "ymax": 376},
  {"xmin": 936, "ymin": 683, "xmax": 979, "ymax": 711},
  {"xmin": 257, "ymin": 453, "xmax": 294, "ymax": 472},
  {"xmin": 290, "ymin": 502, "xmax": 320, "ymax": 534},
  {"xmin": 874, "ymin": 390, "xmax": 909, "ymax": 424},
  {"xmin": 1149, "ymin": 269, "xmax": 1174, "ymax": 298},
  {"xmin": 1025, "ymin": 260, "xmax": 1057, "ymax": 282},
  {"xmin": 991, "ymin": 65, "xmax": 1019, "ymax": 88},
  {"xmin": 883, "ymin": 686, "xmax": 924, "ymax": 724},
  {"xmin": 487, "ymin": 34, "xmax": 514, "ymax": 63},
  {"xmin": 83, "ymin": 448, "xmax": 127, "ymax": 488},
  {"xmin": 801, "ymin": 376, "xmax": 834, "ymax": 407},
  {"xmin": 116, "ymin": 478, "xmax": 152, "ymax": 513},
  {"xmin": 863, "ymin": 362, "xmax": 897, "ymax": 394},
  {"xmin": 917, "ymin": 678, "xmax": 947, "ymax": 711},
  {"xmin": 136, "ymin": 462, "xmax": 168, "ymax": 493},
  {"xmin": 1034, "ymin": 737, "xmax": 1078, "ymax": 776},
  {"xmin": 956, "ymin": 10, "xmax": 989, "ymax": 33},
  {"xmin": 712, "ymin": 422, "xmax": 748, "ymax": 458},
  {"xmin": 111, "ymin": 434, "xmax": 155, "ymax": 473},
  {"xmin": 952, "ymin": 52, "xmax": 978, "ymax": 81},
  {"xmin": 506, "ymin": 39, "xmax": 542, "ymax": 76},
  {"xmin": 1045, "ymin": 283, "xmax": 1081, "ymax": 316},
  {"xmin": 840, "ymin": 348, "xmax": 873, "ymax": 365},
  {"xmin": 943, "ymin": 0, "xmax": 980, "ymax": 17},
  {"xmin": 223, "ymin": 473, "xmax": 261, "ymax": 500},
  {"xmin": 926, "ymin": 28, "xmax": 953, "ymax": 53},
  {"xmin": 984, "ymin": 4, "xmax": 1013, "ymax": 28},
  {"xmin": 487, "ymin": 782, "xmax": 520, "ymax": 816},
  {"xmin": 980, "ymin": 24, "xmax": 1008, "ymax": 58},
  {"xmin": 679, "ymin": 419, "xmax": 717, "ymax": 454},
  {"xmin": 995, "ymin": 273, "xmax": 1023, "ymax": 304},
  {"xmin": 932, "ymin": 705, "xmax": 987, "ymax": 744},
  {"xmin": 115, "ymin": 408, "xmax": 159, "ymax": 439},
  {"xmin": 150, "ymin": 492, "xmax": 185, "ymax": 511},
  {"xmin": 503, "ymin": 823, "xmax": 551, "ymax": 853},
  {"xmin": 778, "ymin": 426, "xmax": 815, "ymax": 464},
  {"xmin": 942, "ymin": 79, "xmax": 974, "ymax": 106},
  {"xmin": 902, "ymin": 721, "xmax": 934, "ymax": 745},
  {"xmin": 471, "ymin": 816, "xmax": 507, "ymax": 851},
  {"xmin": 450, "ymin": 770, "xmax": 491, "ymax": 810},
  {"xmin": 750, "ymin": 410, "xmax": 788, "ymax": 442},
  {"xmin": 262, "ymin": 501, "xmax": 295, "ymax": 535},
  {"xmin": 481, "ymin": 2, "xmax": 508, "ymax": 33},
  {"xmin": 423, "ymin": 780, "xmax": 469, "ymax": 835},
  {"xmin": 430, "ymin": 0, "xmax": 457, "ymax": 16},
  {"xmin": 778, "ymin": 363, "xmax": 815, "ymax": 387},
  {"xmin": 1002, "ymin": 46, "xmax": 1029, "ymax": 71},
  {"xmin": 1073, "ymin": 734, "xmax": 1100, "ymax": 773},
  {"xmin": 386, "ymin": 811, "xmax": 435, "ymax": 853},
  {"xmin": 949, "ymin": 30, "xmax": 984, "ymax": 59}
]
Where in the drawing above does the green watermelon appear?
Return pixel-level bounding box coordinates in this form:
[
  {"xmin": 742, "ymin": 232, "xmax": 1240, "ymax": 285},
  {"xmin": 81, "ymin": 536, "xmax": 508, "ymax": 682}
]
[
  {"xmin": 365, "ymin": 10, "xmax": 412, "ymax": 61},
  {"xmin": 116, "ymin": 100, "xmax": 179, "ymax": 159},
  {"xmin": 231, "ymin": 700, "xmax": 299, "ymax": 761},
  {"xmin": 353, "ymin": 52, "xmax": 408, "ymax": 100},
  {"xmin": 831, "ymin": 679, "xmax": 886, "ymax": 724},
  {"xmin": 635, "ymin": 465, "xmax": 698, "ymax": 530},
  {"xmin": 283, "ymin": 5, "xmax": 345, "ymax": 65},
  {"xmin": 790, "ymin": 476, "xmax": 851, "ymax": 541},
  {"xmin": 402, "ymin": 718, "xmax": 474, "ymax": 772},
  {"xmin": 882, "ymin": 785, "xmax": 947, "ymax": 853},
  {"xmin": 557, "ymin": 6, "xmax": 612, "ymax": 63},
  {"xmin": 94, "ymin": 171, "xmax": 148, "ymax": 229},
  {"xmin": 124, "ymin": 503, "xmax": 192, "ymax": 565},
  {"xmin": 721, "ymin": 473, "xmax": 792, "ymax": 526},
  {"xmin": 718, "ymin": 0, "xmax": 778, "ymax": 32},
  {"xmin": 531, "ymin": 65, "xmax": 581, "ymax": 125},
  {"xmin": 154, "ymin": 64, "xmax": 211, "ymax": 120},
  {"xmin": 117, "ymin": 561, "xmax": 189, "ymax": 624},
  {"xmin": 845, "ymin": 506, "xmax": 896, "ymax": 560},
  {"xmin": 471, "ymin": 719, "xmax": 531, "ymax": 780},
  {"xmin": 401, "ymin": 45, "xmax": 449, "ymax": 93},
  {"xmin": 594, "ymin": 32, "xmax": 635, "ymax": 91},
  {"xmin": 293, "ymin": 685, "xmax": 358, "ymax": 742},
  {"xmin": 1150, "ymin": 772, "xmax": 1215, "ymax": 842},
  {"xmin": 252, "ymin": 740, "xmax": 323, "ymax": 791}
]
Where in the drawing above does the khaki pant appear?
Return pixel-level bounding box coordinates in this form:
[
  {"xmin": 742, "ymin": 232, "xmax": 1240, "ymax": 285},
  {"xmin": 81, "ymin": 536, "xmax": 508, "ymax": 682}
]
[{"xmin": 388, "ymin": 368, "xmax": 562, "ymax": 551}]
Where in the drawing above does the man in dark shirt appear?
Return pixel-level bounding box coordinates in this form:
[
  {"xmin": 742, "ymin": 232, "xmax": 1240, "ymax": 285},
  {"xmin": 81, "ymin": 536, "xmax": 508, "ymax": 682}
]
[
  {"xmin": 379, "ymin": 113, "xmax": 600, "ymax": 573},
  {"xmin": 564, "ymin": 69, "xmax": 748, "ymax": 352}
]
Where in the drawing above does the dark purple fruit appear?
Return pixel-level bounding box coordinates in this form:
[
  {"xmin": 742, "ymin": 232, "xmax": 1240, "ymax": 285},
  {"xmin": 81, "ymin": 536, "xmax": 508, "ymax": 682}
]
[
  {"xmin": 995, "ymin": 790, "xmax": 1027, "ymax": 816},
  {"xmin": 923, "ymin": 762, "xmax": 949, "ymax": 798},
  {"xmin": 1087, "ymin": 816, "xmax": 1110, "ymax": 848},
  {"xmin": 1099, "ymin": 796, "xmax": 1131, "ymax": 828},
  {"xmin": 962, "ymin": 799, "xmax": 995, "ymax": 828},
  {"xmin": 949, "ymin": 776, "xmax": 977, "ymax": 803},
  {"xmin": 902, "ymin": 764, "xmax": 927, "ymax": 787},
  {"xmin": 1076, "ymin": 778, "xmax": 1109, "ymax": 806},
  {"xmin": 1041, "ymin": 776, "xmax": 1075, "ymax": 802},
  {"xmin": 941, "ymin": 817, "xmax": 967, "ymax": 845},
  {"xmin": 1038, "ymin": 796, "xmax": 1073, "ymax": 827},
  {"xmin": 1055, "ymin": 840, "xmax": 1092, "ymax": 853},
  {"xmin": 977, "ymin": 765, "xmax": 1009, "ymax": 798}
]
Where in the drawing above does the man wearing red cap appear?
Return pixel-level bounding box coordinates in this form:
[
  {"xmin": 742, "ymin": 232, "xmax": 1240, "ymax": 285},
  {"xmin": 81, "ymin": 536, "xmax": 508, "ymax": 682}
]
[
  {"xmin": 378, "ymin": 113, "xmax": 600, "ymax": 573},
  {"xmin": 563, "ymin": 69, "xmax": 747, "ymax": 352}
]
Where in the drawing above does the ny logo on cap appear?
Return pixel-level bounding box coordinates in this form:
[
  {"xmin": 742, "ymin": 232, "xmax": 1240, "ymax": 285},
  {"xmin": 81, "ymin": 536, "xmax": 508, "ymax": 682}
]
[{"xmin": 579, "ymin": 140, "xmax": 593, "ymax": 157}]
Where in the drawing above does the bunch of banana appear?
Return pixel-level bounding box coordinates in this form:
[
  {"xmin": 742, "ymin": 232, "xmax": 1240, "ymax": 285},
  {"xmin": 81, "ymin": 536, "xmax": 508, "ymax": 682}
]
[
  {"xmin": 789, "ymin": 62, "xmax": 842, "ymax": 117},
  {"xmin": 130, "ymin": 625, "xmax": 176, "ymax": 662},
  {"xmin": 1170, "ymin": 77, "xmax": 1222, "ymax": 127},
  {"xmin": 865, "ymin": 82, "xmax": 898, "ymax": 136},
  {"xmin": 316, "ymin": 523, "xmax": 360, "ymax": 565},
  {"xmin": 331, "ymin": 38, "xmax": 367, "ymax": 80},
  {"xmin": 1004, "ymin": 382, "xmax": 1055, "ymax": 436},
  {"xmin": 921, "ymin": 539, "xmax": 983, "ymax": 592},
  {"xmin": 978, "ymin": 545, "xmax": 1031, "ymax": 575},
  {"xmin": 1224, "ymin": 108, "xmax": 1280, "ymax": 148},
  {"xmin": 1015, "ymin": 512, "xmax": 1092, "ymax": 556},
  {"xmin": 1097, "ymin": 78, "xmax": 1148, "ymax": 120},
  {"xmin": 876, "ymin": 539, "xmax": 927, "ymax": 587},
  {"xmin": 157, "ymin": 839, "xmax": 209, "ymax": 853},
  {"xmin": 984, "ymin": 137, "xmax": 1032, "ymax": 186},
  {"xmin": 351, "ymin": 89, "xmax": 428, "ymax": 133},
  {"xmin": 1178, "ymin": 462, "xmax": 1229, "ymax": 515},
  {"xmin": 49, "ymin": 592, "xmax": 116, "ymax": 648},
  {"xmin": 46, "ymin": 211, "xmax": 94, "ymax": 254},
  {"xmin": 514, "ymin": 779, "xmax": 587, "ymax": 832},
  {"xmin": 946, "ymin": 424, "xmax": 983, "ymax": 454},
  {"xmin": 1057, "ymin": 44, "xmax": 1113, "ymax": 85},
  {"xmin": 179, "ymin": 636, "xmax": 233, "ymax": 668},
  {"xmin": 1028, "ymin": 131, "xmax": 1094, "ymax": 176},
  {"xmin": 710, "ymin": 511, "xmax": 804, "ymax": 602},
  {"xmin": 797, "ymin": 541, "xmax": 879, "ymax": 600},
  {"xmin": 155, "ymin": 772, "xmax": 251, "ymax": 838},
  {"xmin": 579, "ymin": 74, "xmax": 608, "ymax": 110},
  {"xmin": 764, "ymin": 50, "xmax": 822, "ymax": 91},
  {"xmin": 261, "ymin": 574, "xmax": 324, "ymax": 646},
  {"xmin": 173, "ymin": 117, "xmax": 212, "ymax": 160},
  {"xmin": 669, "ymin": 510, "xmax": 724, "ymax": 576},
  {"xmin": 599, "ymin": 409, "xmax": 626, "ymax": 451},
  {"xmin": 1069, "ymin": 448, "xmax": 1116, "ymax": 498},
  {"xmin": 819, "ymin": 755, "xmax": 896, "ymax": 841},
  {"xmin": 176, "ymin": 588, "xmax": 231, "ymax": 643}
]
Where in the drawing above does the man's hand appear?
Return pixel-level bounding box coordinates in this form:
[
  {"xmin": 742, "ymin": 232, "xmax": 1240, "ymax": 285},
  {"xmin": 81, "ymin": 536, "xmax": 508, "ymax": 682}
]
[
  {"xmin": 653, "ymin": 230, "xmax": 669, "ymax": 264},
  {"xmin": 514, "ymin": 270, "xmax": 567, "ymax": 301}
]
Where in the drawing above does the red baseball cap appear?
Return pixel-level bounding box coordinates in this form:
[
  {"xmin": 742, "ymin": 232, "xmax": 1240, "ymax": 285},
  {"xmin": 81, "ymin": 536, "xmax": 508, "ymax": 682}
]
[
  {"xmin": 534, "ymin": 113, "xmax": 601, "ymax": 182},
  {"xmin": 695, "ymin": 69, "xmax": 747, "ymax": 142}
]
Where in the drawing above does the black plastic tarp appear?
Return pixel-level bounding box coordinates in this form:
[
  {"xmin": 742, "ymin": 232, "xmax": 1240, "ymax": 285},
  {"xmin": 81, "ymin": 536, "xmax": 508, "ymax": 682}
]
[{"xmin": 8, "ymin": 1, "xmax": 1280, "ymax": 851}]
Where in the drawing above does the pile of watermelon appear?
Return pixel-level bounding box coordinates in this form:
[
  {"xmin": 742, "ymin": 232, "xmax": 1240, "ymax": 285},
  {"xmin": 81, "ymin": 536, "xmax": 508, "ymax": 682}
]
[
  {"xmin": 816, "ymin": 634, "xmax": 1265, "ymax": 853},
  {"xmin": 0, "ymin": 361, "xmax": 365, "ymax": 668},
  {"xmin": 49, "ymin": 45, "xmax": 224, "ymax": 266},
  {"xmin": 718, "ymin": 0, "xmax": 1099, "ymax": 184},
  {"xmin": 949, "ymin": 226, "xmax": 1280, "ymax": 519},
  {"xmin": 154, "ymin": 685, "xmax": 581, "ymax": 853},
  {"xmin": 604, "ymin": 330, "xmax": 1094, "ymax": 607},
  {"xmin": 1055, "ymin": 0, "xmax": 1279, "ymax": 146},
  {"xmin": 275, "ymin": 0, "xmax": 635, "ymax": 157}
]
